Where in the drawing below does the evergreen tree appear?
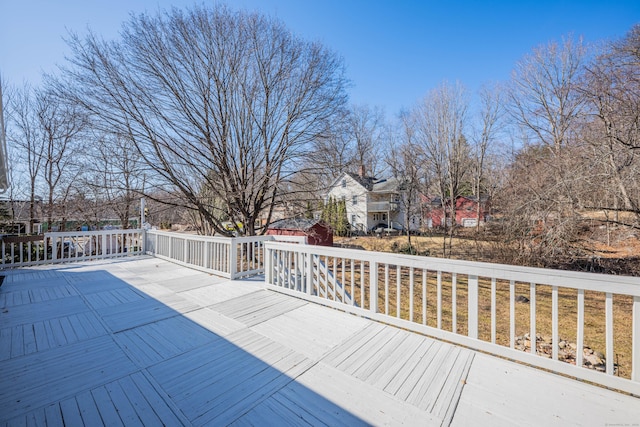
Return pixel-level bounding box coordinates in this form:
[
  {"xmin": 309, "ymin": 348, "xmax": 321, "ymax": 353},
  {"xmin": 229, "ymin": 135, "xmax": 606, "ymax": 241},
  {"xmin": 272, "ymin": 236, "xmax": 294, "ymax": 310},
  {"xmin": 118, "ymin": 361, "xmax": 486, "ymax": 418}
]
[{"xmin": 335, "ymin": 199, "xmax": 349, "ymax": 236}]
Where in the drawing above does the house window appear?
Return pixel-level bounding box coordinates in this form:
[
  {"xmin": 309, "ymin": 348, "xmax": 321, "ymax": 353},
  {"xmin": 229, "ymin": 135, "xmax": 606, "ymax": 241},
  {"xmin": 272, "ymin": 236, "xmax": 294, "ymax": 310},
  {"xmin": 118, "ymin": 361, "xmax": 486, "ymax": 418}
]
[
  {"xmin": 373, "ymin": 213, "xmax": 387, "ymax": 222},
  {"xmin": 351, "ymin": 214, "xmax": 356, "ymax": 225},
  {"xmin": 352, "ymin": 195, "xmax": 358, "ymax": 205},
  {"xmin": 341, "ymin": 179, "xmax": 346, "ymax": 188}
]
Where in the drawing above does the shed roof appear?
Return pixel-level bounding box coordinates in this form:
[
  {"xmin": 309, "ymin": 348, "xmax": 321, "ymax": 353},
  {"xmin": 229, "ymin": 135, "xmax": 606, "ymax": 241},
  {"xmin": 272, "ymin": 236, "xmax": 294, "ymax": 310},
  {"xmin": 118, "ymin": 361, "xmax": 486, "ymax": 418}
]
[{"xmin": 268, "ymin": 218, "xmax": 326, "ymax": 231}]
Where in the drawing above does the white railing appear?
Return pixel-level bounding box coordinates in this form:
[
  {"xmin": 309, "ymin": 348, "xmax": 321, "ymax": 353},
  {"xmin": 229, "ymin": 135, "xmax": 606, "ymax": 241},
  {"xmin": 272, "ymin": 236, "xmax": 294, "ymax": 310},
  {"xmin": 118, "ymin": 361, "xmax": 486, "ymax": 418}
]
[
  {"xmin": 145, "ymin": 230, "xmax": 305, "ymax": 279},
  {"xmin": 264, "ymin": 241, "xmax": 640, "ymax": 396},
  {"xmin": 0, "ymin": 229, "xmax": 144, "ymax": 268}
]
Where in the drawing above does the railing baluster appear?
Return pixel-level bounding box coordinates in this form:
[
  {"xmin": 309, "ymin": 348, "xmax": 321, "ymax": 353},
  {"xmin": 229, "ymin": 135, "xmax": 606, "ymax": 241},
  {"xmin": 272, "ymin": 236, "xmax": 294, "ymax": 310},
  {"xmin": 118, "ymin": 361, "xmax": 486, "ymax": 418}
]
[
  {"xmin": 422, "ymin": 269, "xmax": 427, "ymax": 326},
  {"xmin": 360, "ymin": 261, "xmax": 365, "ymax": 308},
  {"xmin": 468, "ymin": 275, "xmax": 478, "ymax": 339},
  {"xmin": 341, "ymin": 258, "xmax": 345, "ymax": 303},
  {"xmin": 350, "ymin": 259, "xmax": 355, "ymax": 306},
  {"xmin": 633, "ymin": 296, "xmax": 640, "ymax": 382},
  {"xmin": 396, "ymin": 265, "xmax": 401, "ymax": 318},
  {"xmin": 332, "ymin": 257, "xmax": 338, "ymax": 300},
  {"xmin": 288, "ymin": 251, "xmax": 293, "ymax": 289},
  {"xmin": 370, "ymin": 261, "xmax": 378, "ymax": 313},
  {"xmin": 491, "ymin": 278, "xmax": 497, "ymax": 344},
  {"xmin": 294, "ymin": 251, "xmax": 299, "ymax": 291},
  {"xmin": 307, "ymin": 252, "xmax": 313, "ymax": 296},
  {"xmin": 606, "ymin": 292, "xmax": 614, "ymax": 375},
  {"xmin": 552, "ymin": 286, "xmax": 559, "ymax": 360},
  {"xmin": 452, "ymin": 273, "xmax": 457, "ymax": 333},
  {"xmin": 510, "ymin": 280, "xmax": 515, "ymax": 349},
  {"xmin": 577, "ymin": 289, "xmax": 585, "ymax": 368},
  {"xmin": 530, "ymin": 282, "xmax": 536, "ymax": 355},
  {"xmin": 409, "ymin": 267, "xmax": 414, "ymax": 323},
  {"xmin": 385, "ymin": 264, "xmax": 389, "ymax": 315},
  {"xmin": 437, "ymin": 271, "xmax": 442, "ymax": 330}
]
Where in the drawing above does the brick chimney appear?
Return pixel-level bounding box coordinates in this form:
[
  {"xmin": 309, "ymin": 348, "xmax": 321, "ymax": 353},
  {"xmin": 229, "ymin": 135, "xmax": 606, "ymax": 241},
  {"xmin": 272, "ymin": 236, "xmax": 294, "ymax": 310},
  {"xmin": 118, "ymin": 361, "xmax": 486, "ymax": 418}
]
[{"xmin": 358, "ymin": 164, "xmax": 365, "ymax": 178}]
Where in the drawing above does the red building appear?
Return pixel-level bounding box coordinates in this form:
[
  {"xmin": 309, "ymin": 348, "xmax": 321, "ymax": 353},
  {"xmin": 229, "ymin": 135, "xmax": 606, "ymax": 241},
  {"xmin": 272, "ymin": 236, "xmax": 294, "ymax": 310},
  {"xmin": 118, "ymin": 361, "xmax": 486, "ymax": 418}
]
[
  {"xmin": 422, "ymin": 196, "xmax": 489, "ymax": 228},
  {"xmin": 266, "ymin": 218, "xmax": 333, "ymax": 246}
]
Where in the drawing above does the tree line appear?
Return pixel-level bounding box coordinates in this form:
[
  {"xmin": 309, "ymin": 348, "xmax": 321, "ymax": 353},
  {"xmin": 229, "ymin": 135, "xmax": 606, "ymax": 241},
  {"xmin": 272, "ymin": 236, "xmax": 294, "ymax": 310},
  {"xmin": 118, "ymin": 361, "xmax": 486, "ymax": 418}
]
[{"xmin": 1, "ymin": 4, "xmax": 639, "ymax": 270}]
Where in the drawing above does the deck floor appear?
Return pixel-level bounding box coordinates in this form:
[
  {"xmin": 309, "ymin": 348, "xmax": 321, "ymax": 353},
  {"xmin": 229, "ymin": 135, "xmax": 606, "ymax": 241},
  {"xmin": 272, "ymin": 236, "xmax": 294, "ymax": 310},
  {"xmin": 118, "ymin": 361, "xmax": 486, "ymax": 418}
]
[{"xmin": 1, "ymin": 257, "xmax": 638, "ymax": 426}]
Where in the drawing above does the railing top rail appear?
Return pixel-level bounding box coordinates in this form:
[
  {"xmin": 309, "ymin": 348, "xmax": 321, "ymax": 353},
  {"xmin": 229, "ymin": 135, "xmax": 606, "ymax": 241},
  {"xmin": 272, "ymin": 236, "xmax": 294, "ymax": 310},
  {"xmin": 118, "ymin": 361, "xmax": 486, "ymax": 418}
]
[
  {"xmin": 264, "ymin": 241, "xmax": 640, "ymax": 296},
  {"xmin": 232, "ymin": 235, "xmax": 277, "ymax": 243},
  {"xmin": 45, "ymin": 229, "xmax": 143, "ymax": 238},
  {"xmin": 146, "ymin": 230, "xmax": 306, "ymax": 245},
  {"xmin": 146, "ymin": 229, "xmax": 231, "ymax": 243}
]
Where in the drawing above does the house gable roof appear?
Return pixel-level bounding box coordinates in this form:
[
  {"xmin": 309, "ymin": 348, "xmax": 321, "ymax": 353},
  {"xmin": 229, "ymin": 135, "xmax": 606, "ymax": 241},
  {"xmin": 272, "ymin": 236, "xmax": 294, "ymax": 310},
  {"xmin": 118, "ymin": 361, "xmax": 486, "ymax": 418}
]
[
  {"xmin": 326, "ymin": 171, "xmax": 371, "ymax": 193},
  {"xmin": 326, "ymin": 171, "xmax": 401, "ymax": 194}
]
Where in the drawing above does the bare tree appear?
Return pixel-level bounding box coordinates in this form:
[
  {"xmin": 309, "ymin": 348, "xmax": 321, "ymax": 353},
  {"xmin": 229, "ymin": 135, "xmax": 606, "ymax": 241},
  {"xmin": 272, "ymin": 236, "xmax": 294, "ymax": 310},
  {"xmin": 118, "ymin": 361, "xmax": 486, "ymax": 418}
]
[
  {"xmin": 497, "ymin": 35, "xmax": 589, "ymax": 266},
  {"xmin": 387, "ymin": 112, "xmax": 423, "ymax": 252},
  {"xmin": 0, "ymin": 78, "xmax": 9, "ymax": 194},
  {"xmin": 347, "ymin": 105, "xmax": 388, "ymax": 177},
  {"xmin": 581, "ymin": 24, "xmax": 640, "ymax": 227},
  {"xmin": 87, "ymin": 133, "xmax": 145, "ymax": 229},
  {"xmin": 414, "ymin": 81, "xmax": 470, "ymax": 257},
  {"xmin": 37, "ymin": 90, "xmax": 86, "ymax": 230},
  {"xmin": 55, "ymin": 5, "xmax": 347, "ymax": 236},
  {"xmin": 471, "ymin": 83, "xmax": 503, "ymax": 231},
  {"xmin": 9, "ymin": 85, "xmax": 46, "ymax": 231},
  {"xmin": 507, "ymin": 35, "xmax": 587, "ymax": 155}
]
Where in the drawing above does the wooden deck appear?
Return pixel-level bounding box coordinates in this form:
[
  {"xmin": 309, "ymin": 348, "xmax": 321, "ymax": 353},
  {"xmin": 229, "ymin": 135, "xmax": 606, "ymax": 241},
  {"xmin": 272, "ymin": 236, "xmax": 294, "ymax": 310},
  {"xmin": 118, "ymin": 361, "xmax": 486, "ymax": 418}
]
[{"xmin": 1, "ymin": 257, "xmax": 638, "ymax": 426}]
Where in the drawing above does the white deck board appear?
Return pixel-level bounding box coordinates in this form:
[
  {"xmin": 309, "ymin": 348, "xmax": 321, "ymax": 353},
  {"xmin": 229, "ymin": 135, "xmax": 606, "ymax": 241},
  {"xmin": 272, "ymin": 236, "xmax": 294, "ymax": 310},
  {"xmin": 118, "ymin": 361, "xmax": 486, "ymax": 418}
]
[
  {"xmin": 114, "ymin": 315, "xmax": 219, "ymax": 367},
  {"xmin": 0, "ymin": 297, "xmax": 88, "ymax": 327},
  {"xmin": 96, "ymin": 298, "xmax": 181, "ymax": 332},
  {"xmin": 281, "ymin": 363, "xmax": 441, "ymax": 426},
  {"xmin": 1, "ymin": 257, "xmax": 638, "ymax": 426},
  {"xmin": 179, "ymin": 280, "xmax": 265, "ymax": 306},
  {"xmin": 210, "ymin": 290, "xmax": 308, "ymax": 326},
  {"xmin": 452, "ymin": 353, "xmax": 640, "ymax": 426},
  {"xmin": 249, "ymin": 302, "xmax": 370, "ymax": 360},
  {"xmin": 181, "ymin": 307, "xmax": 247, "ymax": 337}
]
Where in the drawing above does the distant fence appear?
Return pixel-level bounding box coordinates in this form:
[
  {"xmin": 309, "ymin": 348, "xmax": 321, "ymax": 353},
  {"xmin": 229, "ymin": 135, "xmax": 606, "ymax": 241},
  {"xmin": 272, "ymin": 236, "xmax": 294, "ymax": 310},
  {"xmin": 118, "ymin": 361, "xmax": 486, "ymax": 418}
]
[
  {"xmin": 0, "ymin": 229, "xmax": 144, "ymax": 268},
  {"xmin": 263, "ymin": 241, "xmax": 640, "ymax": 396},
  {"xmin": 144, "ymin": 230, "xmax": 305, "ymax": 279}
]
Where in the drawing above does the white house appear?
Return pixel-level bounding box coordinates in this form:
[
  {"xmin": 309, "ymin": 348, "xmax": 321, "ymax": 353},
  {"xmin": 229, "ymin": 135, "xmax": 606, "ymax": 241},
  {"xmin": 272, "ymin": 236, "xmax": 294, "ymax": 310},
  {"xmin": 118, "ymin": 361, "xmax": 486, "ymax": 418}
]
[{"xmin": 325, "ymin": 170, "xmax": 405, "ymax": 233}]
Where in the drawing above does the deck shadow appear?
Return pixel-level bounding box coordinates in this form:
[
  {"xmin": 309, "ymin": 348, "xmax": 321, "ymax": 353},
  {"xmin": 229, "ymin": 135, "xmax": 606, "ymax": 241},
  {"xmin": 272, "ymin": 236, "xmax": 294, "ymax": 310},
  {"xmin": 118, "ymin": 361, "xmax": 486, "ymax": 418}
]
[{"xmin": 0, "ymin": 262, "xmax": 378, "ymax": 426}]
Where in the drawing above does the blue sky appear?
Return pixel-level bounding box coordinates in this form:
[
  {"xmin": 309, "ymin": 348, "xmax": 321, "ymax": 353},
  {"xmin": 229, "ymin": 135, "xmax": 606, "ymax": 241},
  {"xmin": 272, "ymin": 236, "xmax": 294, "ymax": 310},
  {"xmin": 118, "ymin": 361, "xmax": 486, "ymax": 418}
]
[{"xmin": 1, "ymin": 1, "xmax": 639, "ymax": 117}]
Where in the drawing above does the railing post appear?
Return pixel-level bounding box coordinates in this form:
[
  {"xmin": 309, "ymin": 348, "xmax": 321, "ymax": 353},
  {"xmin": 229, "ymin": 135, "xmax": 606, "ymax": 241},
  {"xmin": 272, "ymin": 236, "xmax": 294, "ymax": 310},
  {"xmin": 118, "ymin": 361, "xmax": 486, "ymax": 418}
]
[
  {"xmin": 102, "ymin": 233, "xmax": 107, "ymax": 257},
  {"xmin": 203, "ymin": 239, "xmax": 209, "ymax": 270},
  {"xmin": 307, "ymin": 252, "xmax": 313, "ymax": 296},
  {"xmin": 264, "ymin": 244, "xmax": 272, "ymax": 284},
  {"xmin": 50, "ymin": 233, "xmax": 58, "ymax": 262},
  {"xmin": 229, "ymin": 238, "xmax": 238, "ymax": 279},
  {"xmin": 468, "ymin": 274, "xmax": 478, "ymax": 339},
  {"xmin": 370, "ymin": 261, "xmax": 378, "ymax": 313},
  {"xmin": 183, "ymin": 236, "xmax": 188, "ymax": 263},
  {"xmin": 141, "ymin": 229, "xmax": 146, "ymax": 254},
  {"xmin": 633, "ymin": 296, "xmax": 640, "ymax": 382}
]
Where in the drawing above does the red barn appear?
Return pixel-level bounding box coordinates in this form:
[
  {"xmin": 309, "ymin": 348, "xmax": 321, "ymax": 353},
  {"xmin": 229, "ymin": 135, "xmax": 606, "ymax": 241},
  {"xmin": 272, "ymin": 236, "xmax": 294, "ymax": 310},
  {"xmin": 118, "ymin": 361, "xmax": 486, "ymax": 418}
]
[
  {"xmin": 422, "ymin": 196, "xmax": 489, "ymax": 228},
  {"xmin": 266, "ymin": 218, "xmax": 333, "ymax": 246}
]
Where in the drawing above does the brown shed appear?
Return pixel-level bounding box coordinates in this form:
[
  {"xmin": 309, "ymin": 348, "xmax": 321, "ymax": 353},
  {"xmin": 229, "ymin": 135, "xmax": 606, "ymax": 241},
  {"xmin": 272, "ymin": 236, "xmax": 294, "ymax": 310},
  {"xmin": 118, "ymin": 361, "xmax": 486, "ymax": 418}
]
[{"xmin": 266, "ymin": 218, "xmax": 333, "ymax": 246}]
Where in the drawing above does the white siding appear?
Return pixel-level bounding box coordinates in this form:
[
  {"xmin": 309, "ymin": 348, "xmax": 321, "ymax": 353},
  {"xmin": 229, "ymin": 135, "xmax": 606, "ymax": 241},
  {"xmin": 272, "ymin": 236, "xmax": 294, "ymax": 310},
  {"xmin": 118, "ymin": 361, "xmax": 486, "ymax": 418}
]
[
  {"xmin": 326, "ymin": 173, "xmax": 408, "ymax": 233},
  {"xmin": 326, "ymin": 174, "xmax": 368, "ymax": 232}
]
